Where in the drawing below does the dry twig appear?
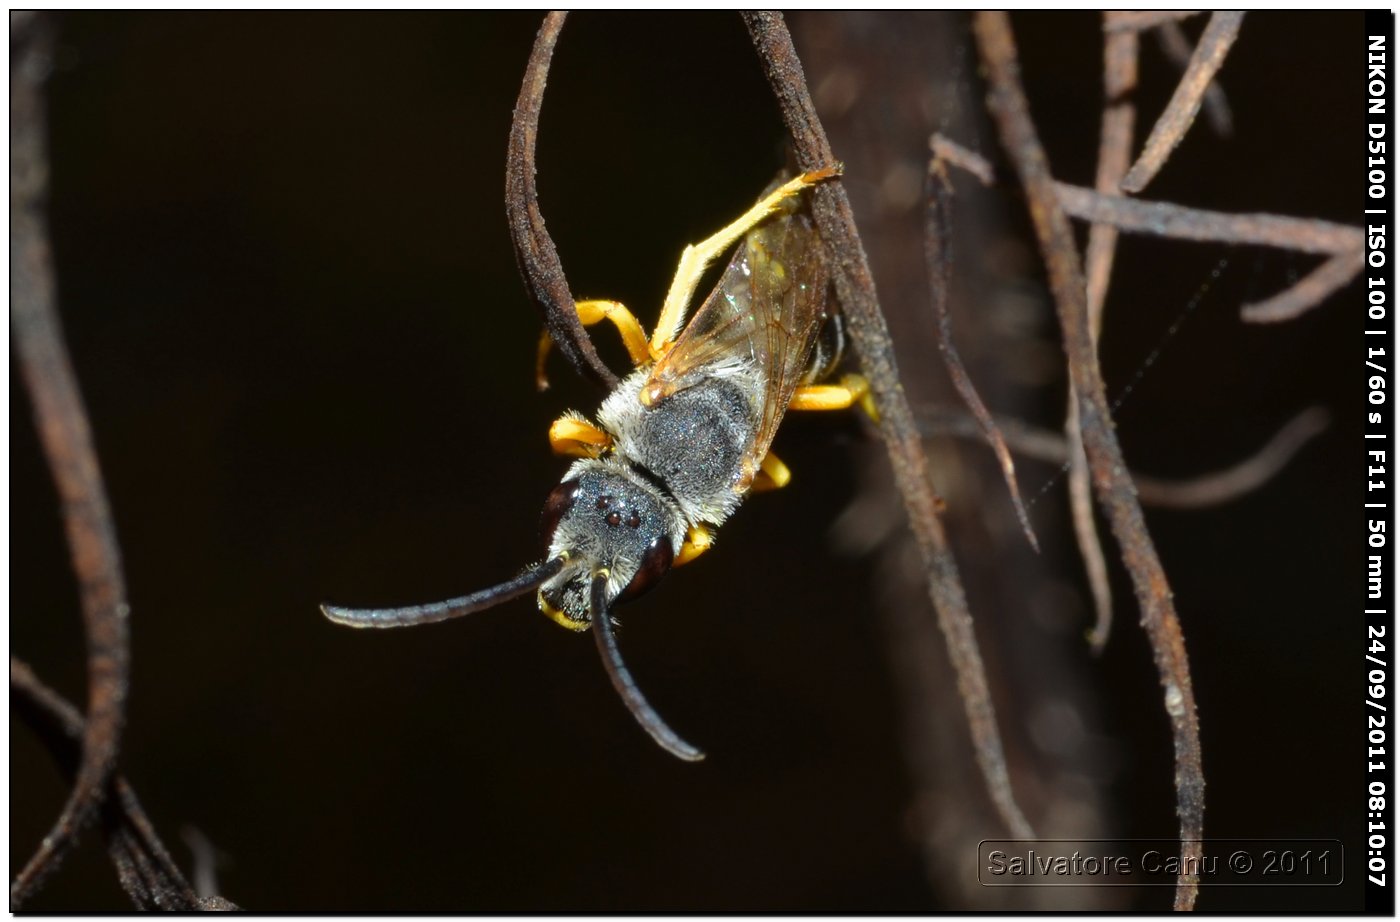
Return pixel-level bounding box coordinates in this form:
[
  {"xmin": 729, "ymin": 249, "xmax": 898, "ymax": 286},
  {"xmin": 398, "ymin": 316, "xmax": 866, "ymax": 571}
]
[
  {"xmin": 11, "ymin": 14, "xmax": 132, "ymax": 908},
  {"xmin": 505, "ymin": 11, "xmax": 617, "ymax": 391},
  {"xmin": 1121, "ymin": 11, "xmax": 1244, "ymax": 193},
  {"xmin": 1055, "ymin": 183, "xmax": 1363, "ymax": 321},
  {"xmin": 743, "ymin": 11, "xmax": 1034, "ymax": 840},
  {"xmin": 973, "ymin": 11, "xmax": 1205, "ymax": 909}
]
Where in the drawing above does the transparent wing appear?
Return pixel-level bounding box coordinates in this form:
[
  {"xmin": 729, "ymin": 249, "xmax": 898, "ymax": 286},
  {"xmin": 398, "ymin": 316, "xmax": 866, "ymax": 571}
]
[{"xmin": 644, "ymin": 204, "xmax": 831, "ymax": 476}]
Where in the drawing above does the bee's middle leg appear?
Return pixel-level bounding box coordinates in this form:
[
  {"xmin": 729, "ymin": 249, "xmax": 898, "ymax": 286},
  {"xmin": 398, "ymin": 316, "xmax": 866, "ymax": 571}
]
[{"xmin": 536, "ymin": 299, "xmax": 656, "ymax": 389}]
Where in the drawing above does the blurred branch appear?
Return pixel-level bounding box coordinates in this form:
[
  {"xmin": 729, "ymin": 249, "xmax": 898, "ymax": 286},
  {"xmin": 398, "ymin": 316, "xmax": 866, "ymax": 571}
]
[
  {"xmin": 1121, "ymin": 11, "xmax": 1244, "ymax": 193},
  {"xmin": 1153, "ymin": 19, "xmax": 1233, "ymax": 136},
  {"xmin": 505, "ymin": 11, "xmax": 618, "ymax": 390},
  {"xmin": 12, "ymin": 659, "xmax": 238, "ymax": 911},
  {"xmin": 920, "ymin": 406, "xmax": 1331, "ymax": 510},
  {"xmin": 11, "ymin": 13, "xmax": 132, "ymax": 908},
  {"xmin": 973, "ymin": 11, "xmax": 1204, "ymax": 909},
  {"xmin": 926, "ymin": 141, "xmax": 1039, "ymax": 551},
  {"xmin": 1238, "ymin": 250, "xmax": 1367, "ymax": 323},
  {"xmin": 743, "ymin": 10, "xmax": 1033, "ymax": 840},
  {"xmin": 1073, "ymin": 16, "xmax": 1141, "ymax": 653},
  {"xmin": 1104, "ymin": 11, "xmax": 1203, "ymax": 33}
]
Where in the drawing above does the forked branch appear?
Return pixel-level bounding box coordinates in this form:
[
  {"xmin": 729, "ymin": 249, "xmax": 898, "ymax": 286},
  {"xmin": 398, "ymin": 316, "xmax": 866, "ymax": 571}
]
[{"xmin": 12, "ymin": 659, "xmax": 238, "ymax": 911}]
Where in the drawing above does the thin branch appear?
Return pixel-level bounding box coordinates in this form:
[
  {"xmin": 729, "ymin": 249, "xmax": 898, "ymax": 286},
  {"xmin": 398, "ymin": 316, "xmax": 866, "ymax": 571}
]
[
  {"xmin": 920, "ymin": 406, "xmax": 1331, "ymax": 510},
  {"xmin": 1084, "ymin": 26, "xmax": 1140, "ymax": 329},
  {"xmin": 1121, "ymin": 11, "xmax": 1244, "ymax": 193},
  {"xmin": 1104, "ymin": 11, "xmax": 1203, "ymax": 33},
  {"xmin": 1240, "ymin": 249, "xmax": 1366, "ymax": 323},
  {"xmin": 1055, "ymin": 182, "xmax": 1363, "ymax": 320},
  {"xmin": 926, "ymin": 141, "xmax": 1039, "ymax": 552},
  {"xmin": 1132, "ymin": 407, "xmax": 1330, "ymax": 507},
  {"xmin": 929, "ymin": 133, "xmax": 994, "ymax": 186},
  {"xmin": 973, "ymin": 12, "xmax": 1204, "ymax": 910},
  {"xmin": 1154, "ymin": 19, "xmax": 1233, "ymax": 137},
  {"xmin": 1074, "ymin": 18, "xmax": 1140, "ymax": 653},
  {"xmin": 505, "ymin": 11, "xmax": 618, "ymax": 391},
  {"xmin": 743, "ymin": 11, "xmax": 1033, "ymax": 840},
  {"xmin": 11, "ymin": 15, "xmax": 132, "ymax": 908},
  {"xmin": 1056, "ymin": 183, "xmax": 1362, "ymax": 254},
  {"xmin": 12, "ymin": 659, "xmax": 238, "ymax": 910}
]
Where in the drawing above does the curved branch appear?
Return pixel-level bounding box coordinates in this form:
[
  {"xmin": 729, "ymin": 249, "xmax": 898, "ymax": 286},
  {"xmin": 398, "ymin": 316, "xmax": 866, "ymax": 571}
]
[
  {"xmin": 920, "ymin": 406, "xmax": 1331, "ymax": 510},
  {"xmin": 505, "ymin": 11, "xmax": 617, "ymax": 390},
  {"xmin": 1239, "ymin": 249, "xmax": 1366, "ymax": 323},
  {"xmin": 11, "ymin": 16, "xmax": 132, "ymax": 908}
]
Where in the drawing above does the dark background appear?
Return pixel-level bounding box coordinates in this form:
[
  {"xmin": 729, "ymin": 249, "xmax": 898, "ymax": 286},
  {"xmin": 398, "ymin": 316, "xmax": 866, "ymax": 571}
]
[{"xmin": 11, "ymin": 12, "xmax": 1364, "ymax": 911}]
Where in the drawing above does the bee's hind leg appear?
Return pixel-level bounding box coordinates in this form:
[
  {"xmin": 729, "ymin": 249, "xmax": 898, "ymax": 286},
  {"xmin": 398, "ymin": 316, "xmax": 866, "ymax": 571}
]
[
  {"xmin": 788, "ymin": 373, "xmax": 878, "ymax": 422},
  {"xmin": 751, "ymin": 450, "xmax": 792, "ymax": 493},
  {"xmin": 536, "ymin": 299, "xmax": 656, "ymax": 390},
  {"xmin": 650, "ymin": 166, "xmax": 843, "ymax": 354}
]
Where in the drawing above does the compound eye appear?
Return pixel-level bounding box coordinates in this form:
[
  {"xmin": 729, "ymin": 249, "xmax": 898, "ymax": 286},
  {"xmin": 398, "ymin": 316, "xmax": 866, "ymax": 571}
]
[
  {"xmin": 540, "ymin": 479, "xmax": 580, "ymax": 547},
  {"xmin": 617, "ymin": 535, "xmax": 674, "ymax": 603}
]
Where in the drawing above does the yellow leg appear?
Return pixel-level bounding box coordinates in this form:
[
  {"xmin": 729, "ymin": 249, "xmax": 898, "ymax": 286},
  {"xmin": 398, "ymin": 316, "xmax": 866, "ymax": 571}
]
[
  {"xmin": 674, "ymin": 523, "xmax": 714, "ymax": 566},
  {"xmin": 536, "ymin": 299, "xmax": 656, "ymax": 390},
  {"xmin": 549, "ymin": 413, "xmax": 613, "ymax": 458},
  {"xmin": 650, "ymin": 166, "xmax": 843, "ymax": 353},
  {"xmin": 752, "ymin": 450, "xmax": 792, "ymax": 492},
  {"xmin": 788, "ymin": 373, "xmax": 878, "ymax": 421}
]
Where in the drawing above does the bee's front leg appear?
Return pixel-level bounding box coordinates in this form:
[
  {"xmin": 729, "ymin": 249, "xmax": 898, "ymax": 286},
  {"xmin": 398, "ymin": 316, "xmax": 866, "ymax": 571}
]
[
  {"xmin": 650, "ymin": 166, "xmax": 844, "ymax": 353},
  {"xmin": 674, "ymin": 523, "xmax": 714, "ymax": 566},
  {"xmin": 536, "ymin": 299, "xmax": 656, "ymax": 390},
  {"xmin": 548, "ymin": 412, "xmax": 613, "ymax": 458}
]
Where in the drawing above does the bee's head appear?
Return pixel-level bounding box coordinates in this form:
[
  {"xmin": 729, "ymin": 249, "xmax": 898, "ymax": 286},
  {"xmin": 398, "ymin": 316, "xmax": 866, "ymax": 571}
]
[
  {"xmin": 322, "ymin": 456, "xmax": 704, "ymax": 761},
  {"xmin": 536, "ymin": 461, "xmax": 684, "ymax": 630}
]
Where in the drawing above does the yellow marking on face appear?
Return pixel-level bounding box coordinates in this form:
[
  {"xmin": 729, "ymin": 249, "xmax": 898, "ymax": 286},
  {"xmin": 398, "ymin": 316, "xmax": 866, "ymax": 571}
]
[{"xmin": 538, "ymin": 590, "xmax": 590, "ymax": 632}]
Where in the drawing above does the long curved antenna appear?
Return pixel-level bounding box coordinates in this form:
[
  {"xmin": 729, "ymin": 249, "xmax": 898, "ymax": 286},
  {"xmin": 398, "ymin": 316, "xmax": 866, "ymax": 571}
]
[
  {"xmin": 320, "ymin": 557, "xmax": 565, "ymax": 629},
  {"xmin": 590, "ymin": 572, "xmax": 705, "ymax": 762}
]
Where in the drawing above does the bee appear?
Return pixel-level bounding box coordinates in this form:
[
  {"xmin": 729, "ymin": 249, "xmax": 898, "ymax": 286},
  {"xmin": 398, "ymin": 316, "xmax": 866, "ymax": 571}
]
[{"xmin": 322, "ymin": 166, "xmax": 874, "ymax": 761}]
